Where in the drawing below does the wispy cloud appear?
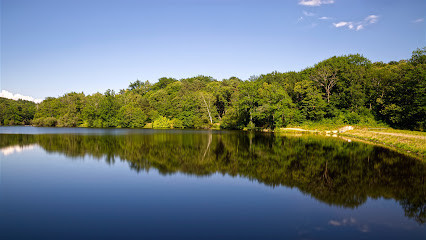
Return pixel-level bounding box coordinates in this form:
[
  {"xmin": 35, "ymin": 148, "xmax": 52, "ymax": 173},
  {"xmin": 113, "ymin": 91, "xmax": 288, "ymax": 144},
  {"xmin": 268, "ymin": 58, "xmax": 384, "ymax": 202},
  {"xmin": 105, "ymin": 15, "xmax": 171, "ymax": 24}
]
[
  {"xmin": 329, "ymin": 217, "xmax": 356, "ymax": 226},
  {"xmin": 299, "ymin": 0, "xmax": 334, "ymax": 7},
  {"xmin": 333, "ymin": 21, "xmax": 354, "ymax": 29},
  {"xmin": 356, "ymin": 25, "xmax": 364, "ymax": 31},
  {"xmin": 303, "ymin": 11, "xmax": 316, "ymax": 17},
  {"xmin": 319, "ymin": 16, "xmax": 332, "ymax": 20},
  {"xmin": 328, "ymin": 217, "xmax": 370, "ymax": 233},
  {"xmin": 0, "ymin": 90, "xmax": 43, "ymax": 103},
  {"xmin": 365, "ymin": 15, "xmax": 379, "ymax": 24},
  {"xmin": 413, "ymin": 18, "xmax": 424, "ymax": 23},
  {"xmin": 333, "ymin": 15, "xmax": 379, "ymax": 31}
]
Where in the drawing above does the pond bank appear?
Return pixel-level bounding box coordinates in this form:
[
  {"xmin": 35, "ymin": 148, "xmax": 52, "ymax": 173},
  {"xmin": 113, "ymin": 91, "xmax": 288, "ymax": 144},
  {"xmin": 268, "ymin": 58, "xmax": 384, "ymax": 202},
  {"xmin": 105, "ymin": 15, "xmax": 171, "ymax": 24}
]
[{"xmin": 276, "ymin": 126, "xmax": 425, "ymax": 161}]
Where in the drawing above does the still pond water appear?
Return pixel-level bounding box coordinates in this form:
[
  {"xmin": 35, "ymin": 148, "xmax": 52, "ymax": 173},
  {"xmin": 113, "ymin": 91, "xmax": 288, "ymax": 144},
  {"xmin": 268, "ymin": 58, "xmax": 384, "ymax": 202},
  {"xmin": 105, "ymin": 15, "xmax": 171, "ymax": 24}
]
[{"xmin": 0, "ymin": 126, "xmax": 424, "ymax": 239}]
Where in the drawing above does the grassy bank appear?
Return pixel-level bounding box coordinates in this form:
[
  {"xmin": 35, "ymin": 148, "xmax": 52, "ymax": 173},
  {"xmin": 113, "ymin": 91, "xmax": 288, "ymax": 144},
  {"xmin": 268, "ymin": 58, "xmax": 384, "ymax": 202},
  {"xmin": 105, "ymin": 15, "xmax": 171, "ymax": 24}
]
[
  {"xmin": 276, "ymin": 125, "xmax": 426, "ymax": 161},
  {"xmin": 341, "ymin": 128, "xmax": 425, "ymax": 159}
]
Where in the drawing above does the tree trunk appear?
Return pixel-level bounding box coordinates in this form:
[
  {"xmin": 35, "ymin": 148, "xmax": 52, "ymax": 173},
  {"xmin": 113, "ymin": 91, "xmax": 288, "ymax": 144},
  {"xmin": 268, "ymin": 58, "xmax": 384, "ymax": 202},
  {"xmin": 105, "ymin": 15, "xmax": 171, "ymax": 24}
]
[
  {"xmin": 202, "ymin": 132, "xmax": 212, "ymax": 161},
  {"xmin": 326, "ymin": 89, "xmax": 330, "ymax": 103},
  {"xmin": 201, "ymin": 93, "xmax": 213, "ymax": 124}
]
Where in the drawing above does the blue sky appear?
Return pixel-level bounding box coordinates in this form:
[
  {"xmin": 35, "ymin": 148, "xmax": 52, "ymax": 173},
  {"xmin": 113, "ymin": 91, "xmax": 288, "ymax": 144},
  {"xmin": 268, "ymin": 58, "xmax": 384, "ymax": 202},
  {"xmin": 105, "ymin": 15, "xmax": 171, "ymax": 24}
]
[{"xmin": 1, "ymin": 0, "xmax": 425, "ymax": 101}]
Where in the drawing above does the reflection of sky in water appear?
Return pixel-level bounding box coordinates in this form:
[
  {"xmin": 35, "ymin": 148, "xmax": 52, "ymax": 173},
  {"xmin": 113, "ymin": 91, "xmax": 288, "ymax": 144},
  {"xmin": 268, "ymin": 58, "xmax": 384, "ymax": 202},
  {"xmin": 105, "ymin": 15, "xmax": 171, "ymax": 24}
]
[
  {"xmin": 1, "ymin": 144, "xmax": 36, "ymax": 156},
  {"xmin": 329, "ymin": 217, "xmax": 369, "ymax": 233},
  {"xmin": 1, "ymin": 143, "xmax": 424, "ymax": 240}
]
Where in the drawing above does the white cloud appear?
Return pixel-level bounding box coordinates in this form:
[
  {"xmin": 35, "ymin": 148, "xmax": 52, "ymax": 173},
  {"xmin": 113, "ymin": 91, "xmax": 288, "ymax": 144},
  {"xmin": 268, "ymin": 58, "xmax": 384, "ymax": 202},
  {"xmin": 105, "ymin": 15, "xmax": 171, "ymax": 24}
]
[
  {"xmin": 356, "ymin": 25, "xmax": 364, "ymax": 31},
  {"xmin": 1, "ymin": 144, "xmax": 36, "ymax": 156},
  {"xmin": 0, "ymin": 90, "xmax": 43, "ymax": 103},
  {"xmin": 333, "ymin": 15, "xmax": 379, "ymax": 31},
  {"xmin": 329, "ymin": 217, "xmax": 357, "ymax": 226},
  {"xmin": 299, "ymin": 0, "xmax": 334, "ymax": 7},
  {"xmin": 333, "ymin": 21, "xmax": 352, "ymax": 28},
  {"xmin": 319, "ymin": 16, "xmax": 332, "ymax": 20},
  {"xmin": 303, "ymin": 11, "xmax": 315, "ymax": 17},
  {"xmin": 364, "ymin": 15, "xmax": 379, "ymax": 24},
  {"xmin": 329, "ymin": 220, "xmax": 342, "ymax": 226},
  {"xmin": 329, "ymin": 218, "xmax": 370, "ymax": 233},
  {"xmin": 413, "ymin": 18, "xmax": 424, "ymax": 23}
]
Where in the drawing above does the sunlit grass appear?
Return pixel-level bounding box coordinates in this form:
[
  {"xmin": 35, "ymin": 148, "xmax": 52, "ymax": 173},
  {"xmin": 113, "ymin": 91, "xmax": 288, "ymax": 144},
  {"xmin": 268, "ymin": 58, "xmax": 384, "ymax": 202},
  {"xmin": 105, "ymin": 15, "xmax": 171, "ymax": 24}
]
[
  {"xmin": 341, "ymin": 129, "xmax": 426, "ymax": 160},
  {"xmin": 279, "ymin": 122, "xmax": 425, "ymax": 160}
]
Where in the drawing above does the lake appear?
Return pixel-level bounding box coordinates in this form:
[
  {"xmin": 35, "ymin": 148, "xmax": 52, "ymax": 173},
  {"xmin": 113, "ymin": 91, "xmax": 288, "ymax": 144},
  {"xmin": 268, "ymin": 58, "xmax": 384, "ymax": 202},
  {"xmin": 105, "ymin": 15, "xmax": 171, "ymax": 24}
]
[{"xmin": 0, "ymin": 126, "xmax": 424, "ymax": 239}]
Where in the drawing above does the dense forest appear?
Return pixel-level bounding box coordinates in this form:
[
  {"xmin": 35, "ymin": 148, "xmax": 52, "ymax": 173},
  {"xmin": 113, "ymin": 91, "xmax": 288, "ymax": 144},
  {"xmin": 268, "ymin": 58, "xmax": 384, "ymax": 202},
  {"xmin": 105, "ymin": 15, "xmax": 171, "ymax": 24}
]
[
  {"xmin": 0, "ymin": 132, "xmax": 424, "ymax": 223},
  {"xmin": 0, "ymin": 97, "xmax": 36, "ymax": 125},
  {"xmin": 1, "ymin": 48, "xmax": 424, "ymax": 130}
]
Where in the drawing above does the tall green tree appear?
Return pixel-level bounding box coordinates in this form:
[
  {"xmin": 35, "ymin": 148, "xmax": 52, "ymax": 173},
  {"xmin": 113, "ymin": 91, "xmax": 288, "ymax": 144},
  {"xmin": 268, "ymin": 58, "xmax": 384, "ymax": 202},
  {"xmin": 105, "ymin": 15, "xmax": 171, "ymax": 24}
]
[{"xmin": 294, "ymin": 80, "xmax": 326, "ymax": 121}]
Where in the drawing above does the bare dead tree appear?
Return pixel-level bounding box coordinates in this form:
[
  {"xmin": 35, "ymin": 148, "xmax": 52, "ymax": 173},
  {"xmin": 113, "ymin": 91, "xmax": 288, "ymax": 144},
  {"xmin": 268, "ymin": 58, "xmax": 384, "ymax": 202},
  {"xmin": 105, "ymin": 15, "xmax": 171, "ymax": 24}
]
[
  {"xmin": 310, "ymin": 66, "xmax": 338, "ymax": 103},
  {"xmin": 202, "ymin": 132, "xmax": 212, "ymax": 161},
  {"xmin": 200, "ymin": 92, "xmax": 213, "ymax": 124}
]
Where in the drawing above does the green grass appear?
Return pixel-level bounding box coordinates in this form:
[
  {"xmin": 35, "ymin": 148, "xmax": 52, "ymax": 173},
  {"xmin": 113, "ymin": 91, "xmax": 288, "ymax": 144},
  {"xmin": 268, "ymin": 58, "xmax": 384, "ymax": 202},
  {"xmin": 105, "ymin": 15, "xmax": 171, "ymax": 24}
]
[
  {"xmin": 341, "ymin": 129, "xmax": 425, "ymax": 159},
  {"xmin": 360, "ymin": 127, "xmax": 426, "ymax": 136},
  {"xmin": 277, "ymin": 122, "xmax": 425, "ymax": 161}
]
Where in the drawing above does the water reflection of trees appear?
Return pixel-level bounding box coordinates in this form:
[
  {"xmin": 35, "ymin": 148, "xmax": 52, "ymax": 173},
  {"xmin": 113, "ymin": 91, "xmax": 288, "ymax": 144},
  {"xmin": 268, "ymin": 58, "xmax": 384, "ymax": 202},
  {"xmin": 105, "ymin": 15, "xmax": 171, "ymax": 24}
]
[{"xmin": 0, "ymin": 132, "xmax": 424, "ymax": 224}]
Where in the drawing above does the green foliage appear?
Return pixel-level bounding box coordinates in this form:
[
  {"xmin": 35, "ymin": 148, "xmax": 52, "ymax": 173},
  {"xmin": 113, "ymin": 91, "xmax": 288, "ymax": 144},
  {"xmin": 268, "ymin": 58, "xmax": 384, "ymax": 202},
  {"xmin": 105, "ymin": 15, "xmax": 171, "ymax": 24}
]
[
  {"xmin": 151, "ymin": 77, "xmax": 177, "ymax": 91},
  {"xmin": 153, "ymin": 116, "xmax": 171, "ymax": 129},
  {"xmin": 128, "ymin": 80, "xmax": 151, "ymax": 95},
  {"xmin": 369, "ymin": 58, "xmax": 425, "ymax": 130},
  {"xmin": 220, "ymin": 107, "xmax": 241, "ymax": 129},
  {"xmin": 2, "ymin": 48, "xmax": 423, "ymax": 131},
  {"xmin": 294, "ymin": 80, "xmax": 326, "ymax": 121},
  {"xmin": 171, "ymin": 118, "xmax": 184, "ymax": 129},
  {"xmin": 410, "ymin": 47, "xmax": 426, "ymax": 66},
  {"xmin": 32, "ymin": 117, "xmax": 58, "ymax": 127},
  {"xmin": 118, "ymin": 104, "xmax": 147, "ymax": 128},
  {"xmin": 0, "ymin": 97, "xmax": 36, "ymax": 125},
  {"xmin": 246, "ymin": 121, "xmax": 255, "ymax": 130}
]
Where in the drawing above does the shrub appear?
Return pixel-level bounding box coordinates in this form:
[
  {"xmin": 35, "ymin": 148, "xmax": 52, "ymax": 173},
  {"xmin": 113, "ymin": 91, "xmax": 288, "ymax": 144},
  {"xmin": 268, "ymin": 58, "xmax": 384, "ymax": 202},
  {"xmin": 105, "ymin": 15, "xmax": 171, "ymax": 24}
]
[
  {"xmin": 345, "ymin": 111, "xmax": 361, "ymax": 124},
  {"xmin": 44, "ymin": 117, "xmax": 58, "ymax": 127},
  {"xmin": 246, "ymin": 121, "xmax": 255, "ymax": 130},
  {"xmin": 221, "ymin": 107, "xmax": 240, "ymax": 129},
  {"xmin": 153, "ymin": 116, "xmax": 171, "ymax": 129},
  {"xmin": 171, "ymin": 118, "xmax": 184, "ymax": 129}
]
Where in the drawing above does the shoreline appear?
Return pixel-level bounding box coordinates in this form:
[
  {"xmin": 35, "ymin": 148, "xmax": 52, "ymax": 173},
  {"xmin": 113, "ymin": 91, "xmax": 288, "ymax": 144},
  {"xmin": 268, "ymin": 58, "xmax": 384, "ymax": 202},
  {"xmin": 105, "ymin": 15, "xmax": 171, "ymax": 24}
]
[{"xmin": 276, "ymin": 126, "xmax": 425, "ymax": 161}]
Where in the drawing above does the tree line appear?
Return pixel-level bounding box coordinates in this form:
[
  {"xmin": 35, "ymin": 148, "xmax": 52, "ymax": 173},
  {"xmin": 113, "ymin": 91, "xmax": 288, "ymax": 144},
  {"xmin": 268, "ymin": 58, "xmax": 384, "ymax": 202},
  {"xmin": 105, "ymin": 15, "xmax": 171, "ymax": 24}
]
[
  {"xmin": 0, "ymin": 97, "xmax": 36, "ymax": 125},
  {"xmin": 1, "ymin": 48, "xmax": 424, "ymax": 130}
]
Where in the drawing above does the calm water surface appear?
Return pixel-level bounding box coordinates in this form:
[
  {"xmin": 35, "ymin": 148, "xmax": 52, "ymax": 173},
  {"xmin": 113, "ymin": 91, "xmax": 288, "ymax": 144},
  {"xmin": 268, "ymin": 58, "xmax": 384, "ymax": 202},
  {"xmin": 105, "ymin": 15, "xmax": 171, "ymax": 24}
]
[{"xmin": 0, "ymin": 126, "xmax": 425, "ymax": 239}]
